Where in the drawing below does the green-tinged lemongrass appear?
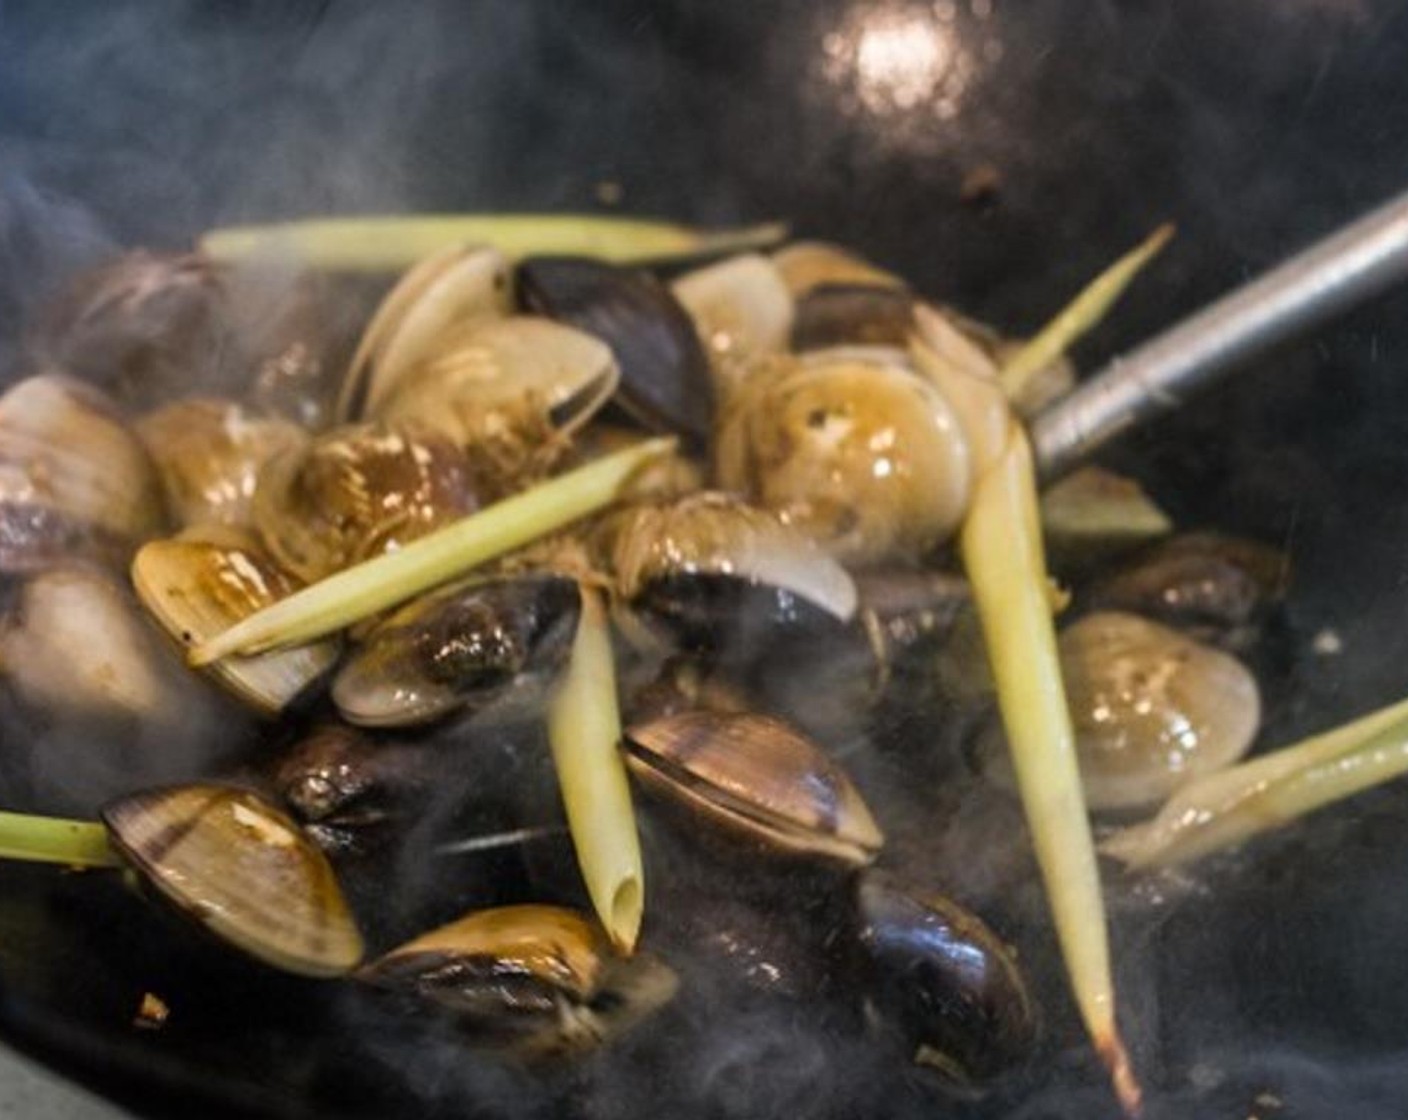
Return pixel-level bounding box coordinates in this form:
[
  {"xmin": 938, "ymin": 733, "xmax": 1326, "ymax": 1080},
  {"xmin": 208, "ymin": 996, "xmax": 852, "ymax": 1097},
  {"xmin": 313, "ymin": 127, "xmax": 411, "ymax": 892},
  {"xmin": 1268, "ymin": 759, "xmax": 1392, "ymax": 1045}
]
[
  {"xmin": 547, "ymin": 584, "xmax": 644, "ymax": 954},
  {"xmin": 1103, "ymin": 694, "xmax": 1408, "ymax": 871},
  {"xmin": 1039, "ymin": 466, "xmax": 1173, "ymax": 562},
  {"xmin": 960, "ymin": 426, "xmax": 1141, "ymax": 1117},
  {"xmin": 0, "ymin": 811, "xmax": 118, "ymax": 869},
  {"xmin": 1000, "ymin": 224, "xmax": 1174, "ymax": 400},
  {"xmin": 201, "ymin": 214, "xmax": 788, "ymax": 273},
  {"xmin": 189, "ymin": 439, "xmax": 675, "ymax": 665}
]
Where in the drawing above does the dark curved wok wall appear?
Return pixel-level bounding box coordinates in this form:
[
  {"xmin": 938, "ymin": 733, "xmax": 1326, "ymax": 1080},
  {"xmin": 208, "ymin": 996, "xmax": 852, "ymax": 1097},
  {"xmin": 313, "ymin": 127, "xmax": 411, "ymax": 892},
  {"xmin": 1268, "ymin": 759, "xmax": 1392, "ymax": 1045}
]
[{"xmin": 4, "ymin": 1, "xmax": 1408, "ymax": 1117}]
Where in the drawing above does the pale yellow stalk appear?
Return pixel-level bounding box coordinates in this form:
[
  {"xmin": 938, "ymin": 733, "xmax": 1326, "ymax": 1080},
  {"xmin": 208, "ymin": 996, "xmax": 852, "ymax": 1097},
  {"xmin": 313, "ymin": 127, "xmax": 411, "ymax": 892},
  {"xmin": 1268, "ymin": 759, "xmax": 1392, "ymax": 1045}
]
[
  {"xmin": 0, "ymin": 812, "xmax": 118, "ymax": 869},
  {"xmin": 189, "ymin": 439, "xmax": 675, "ymax": 665},
  {"xmin": 1104, "ymin": 694, "xmax": 1408, "ymax": 870},
  {"xmin": 201, "ymin": 214, "xmax": 787, "ymax": 272},
  {"xmin": 1000, "ymin": 224, "xmax": 1174, "ymax": 399},
  {"xmin": 547, "ymin": 584, "xmax": 644, "ymax": 954},
  {"xmin": 960, "ymin": 426, "xmax": 1140, "ymax": 1116}
]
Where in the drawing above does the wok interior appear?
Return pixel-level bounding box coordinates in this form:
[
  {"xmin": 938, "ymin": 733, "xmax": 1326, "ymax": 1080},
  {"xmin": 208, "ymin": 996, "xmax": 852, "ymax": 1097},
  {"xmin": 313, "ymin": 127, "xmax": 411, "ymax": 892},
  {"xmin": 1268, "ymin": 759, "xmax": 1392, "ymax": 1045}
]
[{"xmin": 4, "ymin": 1, "xmax": 1408, "ymax": 1117}]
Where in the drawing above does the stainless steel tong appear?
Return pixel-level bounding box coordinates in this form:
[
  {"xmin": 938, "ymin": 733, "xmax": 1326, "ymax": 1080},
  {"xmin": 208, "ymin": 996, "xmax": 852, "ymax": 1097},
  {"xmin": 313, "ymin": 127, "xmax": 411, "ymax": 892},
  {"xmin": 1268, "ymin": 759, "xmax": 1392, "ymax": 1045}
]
[{"xmin": 1032, "ymin": 189, "xmax": 1408, "ymax": 481}]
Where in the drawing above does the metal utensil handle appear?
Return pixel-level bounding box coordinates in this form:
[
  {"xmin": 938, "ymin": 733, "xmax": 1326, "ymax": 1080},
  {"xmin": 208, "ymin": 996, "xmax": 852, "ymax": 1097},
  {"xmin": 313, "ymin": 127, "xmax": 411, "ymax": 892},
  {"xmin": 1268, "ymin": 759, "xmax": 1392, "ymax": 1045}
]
[{"xmin": 1031, "ymin": 188, "xmax": 1408, "ymax": 481}]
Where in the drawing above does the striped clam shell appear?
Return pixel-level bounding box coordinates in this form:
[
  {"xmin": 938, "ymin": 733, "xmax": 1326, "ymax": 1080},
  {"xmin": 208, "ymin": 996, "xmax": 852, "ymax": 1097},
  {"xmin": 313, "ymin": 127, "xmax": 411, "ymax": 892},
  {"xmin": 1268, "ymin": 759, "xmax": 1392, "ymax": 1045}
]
[
  {"xmin": 102, "ymin": 784, "xmax": 364, "ymax": 977},
  {"xmin": 623, "ymin": 710, "xmax": 883, "ymax": 867}
]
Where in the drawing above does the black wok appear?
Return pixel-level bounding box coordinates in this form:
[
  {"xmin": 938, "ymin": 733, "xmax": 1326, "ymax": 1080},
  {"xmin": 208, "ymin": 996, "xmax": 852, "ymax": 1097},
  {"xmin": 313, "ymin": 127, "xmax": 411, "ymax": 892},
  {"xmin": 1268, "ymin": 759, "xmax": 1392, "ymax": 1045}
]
[{"xmin": 4, "ymin": 1, "xmax": 1408, "ymax": 1117}]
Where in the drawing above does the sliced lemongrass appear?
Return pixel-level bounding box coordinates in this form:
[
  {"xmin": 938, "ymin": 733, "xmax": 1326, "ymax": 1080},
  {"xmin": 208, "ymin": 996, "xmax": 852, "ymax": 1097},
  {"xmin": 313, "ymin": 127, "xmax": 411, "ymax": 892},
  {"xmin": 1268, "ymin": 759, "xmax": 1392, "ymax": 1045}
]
[
  {"xmin": 201, "ymin": 214, "xmax": 788, "ymax": 273},
  {"xmin": 547, "ymin": 584, "xmax": 644, "ymax": 954},
  {"xmin": 189, "ymin": 439, "xmax": 675, "ymax": 665},
  {"xmin": 1103, "ymin": 694, "xmax": 1408, "ymax": 871},
  {"xmin": 960, "ymin": 426, "xmax": 1140, "ymax": 1117},
  {"xmin": 1000, "ymin": 224, "xmax": 1174, "ymax": 400},
  {"xmin": 1040, "ymin": 466, "xmax": 1172, "ymax": 560},
  {"xmin": 0, "ymin": 811, "xmax": 118, "ymax": 869}
]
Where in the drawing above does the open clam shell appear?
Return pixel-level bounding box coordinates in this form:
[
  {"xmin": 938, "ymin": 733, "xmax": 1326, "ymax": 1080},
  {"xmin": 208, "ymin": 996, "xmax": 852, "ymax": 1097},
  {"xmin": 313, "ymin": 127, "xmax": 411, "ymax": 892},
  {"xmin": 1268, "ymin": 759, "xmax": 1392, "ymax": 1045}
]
[
  {"xmin": 331, "ymin": 573, "xmax": 580, "ymax": 728},
  {"xmin": 517, "ymin": 256, "xmax": 714, "ymax": 447},
  {"xmin": 373, "ymin": 316, "xmax": 619, "ymax": 458},
  {"xmin": 132, "ymin": 528, "xmax": 340, "ymax": 715},
  {"xmin": 624, "ymin": 709, "xmax": 884, "ymax": 867},
  {"xmin": 102, "ymin": 784, "xmax": 365, "ymax": 977},
  {"xmin": 359, "ymin": 904, "xmax": 678, "ymax": 1055},
  {"xmin": 340, "ymin": 243, "xmax": 514, "ymax": 420}
]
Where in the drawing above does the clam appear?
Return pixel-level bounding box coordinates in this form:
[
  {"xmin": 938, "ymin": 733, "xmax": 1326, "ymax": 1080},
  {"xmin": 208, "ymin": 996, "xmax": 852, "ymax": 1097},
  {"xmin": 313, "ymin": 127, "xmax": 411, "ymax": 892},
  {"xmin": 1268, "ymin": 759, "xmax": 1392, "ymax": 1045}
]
[
  {"xmin": 26, "ymin": 250, "xmax": 229, "ymax": 409},
  {"xmin": 517, "ymin": 256, "xmax": 715, "ymax": 447},
  {"xmin": 0, "ymin": 375, "xmax": 164, "ymax": 572},
  {"xmin": 339, "ymin": 244, "xmax": 514, "ymax": 420},
  {"xmin": 770, "ymin": 241, "xmax": 905, "ymax": 298},
  {"xmin": 1081, "ymin": 531, "xmax": 1288, "ymax": 650},
  {"xmin": 252, "ymin": 422, "xmax": 479, "ymax": 583},
  {"xmin": 101, "ymin": 783, "xmax": 365, "ymax": 977},
  {"xmin": 372, "ymin": 316, "xmax": 619, "ymax": 494},
  {"xmin": 714, "ymin": 348, "xmax": 971, "ymax": 566},
  {"xmin": 791, "ymin": 285, "xmax": 917, "ymax": 352},
  {"xmin": 136, "ymin": 398, "xmax": 309, "ymax": 530},
  {"xmin": 601, "ymin": 492, "xmax": 859, "ymax": 653},
  {"xmin": 1056, "ymin": 611, "xmax": 1262, "ymax": 811},
  {"xmin": 131, "ymin": 527, "xmax": 340, "ymax": 715},
  {"xmin": 670, "ymin": 253, "xmax": 795, "ymax": 382},
  {"xmin": 332, "ymin": 574, "xmax": 581, "ymax": 727},
  {"xmin": 0, "ymin": 563, "xmax": 197, "ymax": 728},
  {"xmin": 1039, "ymin": 466, "xmax": 1173, "ymax": 572},
  {"xmin": 271, "ymin": 723, "xmax": 436, "ymax": 856},
  {"xmin": 623, "ymin": 709, "xmax": 884, "ymax": 867},
  {"xmin": 854, "ymin": 874, "xmax": 1037, "ymax": 1086},
  {"xmin": 358, "ymin": 904, "xmax": 678, "ymax": 1055}
]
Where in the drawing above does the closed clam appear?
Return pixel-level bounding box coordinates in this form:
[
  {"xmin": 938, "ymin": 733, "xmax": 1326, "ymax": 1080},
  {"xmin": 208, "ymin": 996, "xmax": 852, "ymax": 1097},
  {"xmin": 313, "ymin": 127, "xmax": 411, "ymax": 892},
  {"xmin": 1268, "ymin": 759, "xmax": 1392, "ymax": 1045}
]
[
  {"xmin": 601, "ymin": 492, "xmax": 858, "ymax": 652},
  {"xmin": 791, "ymin": 284, "xmax": 917, "ymax": 352},
  {"xmin": 27, "ymin": 251, "xmax": 228, "ymax": 409},
  {"xmin": 854, "ymin": 874, "xmax": 1037, "ymax": 1087},
  {"xmin": 0, "ymin": 563, "xmax": 197, "ymax": 728},
  {"xmin": 771, "ymin": 241, "xmax": 905, "ymax": 298},
  {"xmin": 137, "ymin": 398, "xmax": 308, "ymax": 530},
  {"xmin": 332, "ymin": 573, "xmax": 581, "ymax": 728},
  {"xmin": 1081, "ymin": 531, "xmax": 1288, "ymax": 650},
  {"xmin": 1057, "ymin": 611, "xmax": 1262, "ymax": 810},
  {"xmin": 271, "ymin": 723, "xmax": 437, "ymax": 856},
  {"xmin": 623, "ymin": 709, "xmax": 883, "ymax": 867},
  {"xmin": 359, "ymin": 904, "xmax": 678, "ymax": 1055},
  {"xmin": 101, "ymin": 784, "xmax": 365, "ymax": 977},
  {"xmin": 0, "ymin": 375, "xmax": 164, "ymax": 572},
  {"xmin": 715, "ymin": 348, "xmax": 971, "ymax": 566},
  {"xmin": 132, "ymin": 527, "xmax": 340, "ymax": 715},
  {"xmin": 252, "ymin": 421, "xmax": 479, "ymax": 583},
  {"xmin": 517, "ymin": 256, "xmax": 715, "ymax": 447}
]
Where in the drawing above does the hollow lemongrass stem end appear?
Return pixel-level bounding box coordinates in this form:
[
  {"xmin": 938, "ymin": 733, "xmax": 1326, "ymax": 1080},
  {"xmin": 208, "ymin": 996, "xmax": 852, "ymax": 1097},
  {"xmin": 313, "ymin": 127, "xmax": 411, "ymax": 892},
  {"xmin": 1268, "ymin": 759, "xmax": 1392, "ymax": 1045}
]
[
  {"xmin": 189, "ymin": 439, "xmax": 675, "ymax": 666},
  {"xmin": 1001, "ymin": 222, "xmax": 1175, "ymax": 398},
  {"xmin": 1097, "ymin": 1030, "xmax": 1144, "ymax": 1119},
  {"xmin": 547, "ymin": 585, "xmax": 645, "ymax": 955},
  {"xmin": 0, "ymin": 811, "xmax": 119, "ymax": 870},
  {"xmin": 961, "ymin": 427, "xmax": 1136, "ymax": 1113}
]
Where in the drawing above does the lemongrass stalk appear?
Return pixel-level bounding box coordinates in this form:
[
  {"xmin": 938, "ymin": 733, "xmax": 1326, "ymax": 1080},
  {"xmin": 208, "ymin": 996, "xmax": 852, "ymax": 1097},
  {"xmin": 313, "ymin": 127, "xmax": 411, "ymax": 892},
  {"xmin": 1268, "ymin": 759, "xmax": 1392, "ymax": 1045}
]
[
  {"xmin": 189, "ymin": 439, "xmax": 675, "ymax": 665},
  {"xmin": 1103, "ymin": 694, "xmax": 1408, "ymax": 870},
  {"xmin": 960, "ymin": 427, "xmax": 1140, "ymax": 1117},
  {"xmin": 201, "ymin": 214, "xmax": 788, "ymax": 272},
  {"xmin": 0, "ymin": 811, "xmax": 118, "ymax": 869},
  {"xmin": 1000, "ymin": 224, "xmax": 1174, "ymax": 400},
  {"xmin": 547, "ymin": 584, "xmax": 644, "ymax": 954}
]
